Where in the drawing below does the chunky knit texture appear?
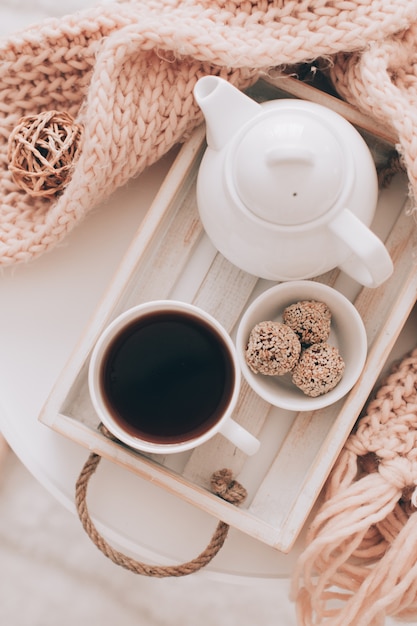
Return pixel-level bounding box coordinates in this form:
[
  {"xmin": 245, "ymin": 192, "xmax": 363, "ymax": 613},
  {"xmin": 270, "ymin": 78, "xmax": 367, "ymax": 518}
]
[
  {"xmin": 330, "ymin": 23, "xmax": 417, "ymax": 206},
  {"xmin": 292, "ymin": 348, "xmax": 417, "ymax": 625},
  {"xmin": 1, "ymin": 0, "xmax": 417, "ymax": 264}
]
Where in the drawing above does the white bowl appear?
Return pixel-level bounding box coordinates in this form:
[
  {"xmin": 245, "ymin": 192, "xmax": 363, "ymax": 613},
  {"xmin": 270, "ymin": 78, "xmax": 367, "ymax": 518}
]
[{"xmin": 236, "ymin": 281, "xmax": 367, "ymax": 411}]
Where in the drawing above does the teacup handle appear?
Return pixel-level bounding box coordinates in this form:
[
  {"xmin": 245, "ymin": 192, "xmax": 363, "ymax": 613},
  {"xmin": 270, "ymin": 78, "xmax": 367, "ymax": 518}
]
[
  {"xmin": 219, "ymin": 418, "xmax": 260, "ymax": 456},
  {"xmin": 328, "ymin": 208, "xmax": 393, "ymax": 288}
]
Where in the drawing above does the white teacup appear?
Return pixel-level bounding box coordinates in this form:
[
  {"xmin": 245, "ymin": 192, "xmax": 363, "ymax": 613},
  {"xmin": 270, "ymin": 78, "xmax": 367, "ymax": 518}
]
[{"xmin": 88, "ymin": 300, "xmax": 260, "ymax": 456}]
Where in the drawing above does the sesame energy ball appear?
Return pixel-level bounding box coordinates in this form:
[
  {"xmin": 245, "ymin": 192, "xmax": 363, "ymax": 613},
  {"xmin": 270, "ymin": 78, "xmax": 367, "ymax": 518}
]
[
  {"xmin": 245, "ymin": 321, "xmax": 301, "ymax": 376},
  {"xmin": 292, "ymin": 343, "xmax": 345, "ymax": 397},
  {"xmin": 282, "ymin": 300, "xmax": 331, "ymax": 346}
]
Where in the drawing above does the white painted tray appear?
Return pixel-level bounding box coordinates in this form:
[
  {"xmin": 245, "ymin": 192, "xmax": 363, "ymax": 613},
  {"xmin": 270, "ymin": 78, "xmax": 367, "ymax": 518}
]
[{"xmin": 40, "ymin": 76, "xmax": 417, "ymax": 552}]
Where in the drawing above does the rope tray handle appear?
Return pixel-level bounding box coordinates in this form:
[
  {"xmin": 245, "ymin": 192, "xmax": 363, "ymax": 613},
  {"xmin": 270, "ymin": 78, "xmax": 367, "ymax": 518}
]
[{"xmin": 75, "ymin": 453, "xmax": 247, "ymax": 577}]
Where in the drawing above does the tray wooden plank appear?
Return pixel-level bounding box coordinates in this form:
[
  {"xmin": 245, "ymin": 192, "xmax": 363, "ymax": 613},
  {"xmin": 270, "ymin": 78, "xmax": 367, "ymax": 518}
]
[{"xmin": 40, "ymin": 77, "xmax": 415, "ymax": 553}]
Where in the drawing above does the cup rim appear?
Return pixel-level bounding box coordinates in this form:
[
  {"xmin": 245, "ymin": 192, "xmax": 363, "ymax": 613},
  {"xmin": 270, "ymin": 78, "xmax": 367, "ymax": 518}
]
[
  {"xmin": 236, "ymin": 281, "xmax": 367, "ymax": 411},
  {"xmin": 88, "ymin": 300, "xmax": 242, "ymax": 454}
]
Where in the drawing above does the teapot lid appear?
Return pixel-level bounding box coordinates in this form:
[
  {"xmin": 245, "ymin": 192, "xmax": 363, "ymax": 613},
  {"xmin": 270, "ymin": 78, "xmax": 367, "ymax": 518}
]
[{"xmin": 230, "ymin": 107, "xmax": 349, "ymax": 225}]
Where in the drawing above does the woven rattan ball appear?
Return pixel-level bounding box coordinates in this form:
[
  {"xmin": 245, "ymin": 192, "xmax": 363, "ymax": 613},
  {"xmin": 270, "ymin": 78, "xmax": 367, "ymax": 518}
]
[{"xmin": 8, "ymin": 110, "xmax": 83, "ymax": 197}]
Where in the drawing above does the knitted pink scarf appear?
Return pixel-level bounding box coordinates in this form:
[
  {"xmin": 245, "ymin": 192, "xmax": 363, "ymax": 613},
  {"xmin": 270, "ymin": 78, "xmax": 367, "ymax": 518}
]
[
  {"xmin": 1, "ymin": 0, "xmax": 417, "ymax": 264},
  {"xmin": 293, "ymin": 348, "xmax": 417, "ymax": 625}
]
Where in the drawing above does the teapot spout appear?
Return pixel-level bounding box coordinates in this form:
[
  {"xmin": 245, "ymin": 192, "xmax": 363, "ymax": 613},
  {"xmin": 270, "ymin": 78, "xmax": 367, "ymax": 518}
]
[{"xmin": 194, "ymin": 76, "xmax": 260, "ymax": 151}]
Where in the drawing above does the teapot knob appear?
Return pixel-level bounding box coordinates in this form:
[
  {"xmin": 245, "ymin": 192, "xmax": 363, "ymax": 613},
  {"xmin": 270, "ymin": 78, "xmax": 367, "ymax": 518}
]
[{"xmin": 266, "ymin": 146, "xmax": 315, "ymax": 167}]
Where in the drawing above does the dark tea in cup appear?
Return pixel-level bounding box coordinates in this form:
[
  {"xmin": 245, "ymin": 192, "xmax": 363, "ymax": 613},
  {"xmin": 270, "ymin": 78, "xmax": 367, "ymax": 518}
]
[{"xmin": 100, "ymin": 309, "xmax": 235, "ymax": 444}]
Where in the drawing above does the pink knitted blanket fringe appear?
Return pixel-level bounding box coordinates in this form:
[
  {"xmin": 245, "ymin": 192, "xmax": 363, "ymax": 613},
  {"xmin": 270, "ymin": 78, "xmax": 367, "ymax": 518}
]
[
  {"xmin": 292, "ymin": 347, "xmax": 417, "ymax": 625},
  {"xmin": 1, "ymin": 0, "xmax": 417, "ymax": 264}
]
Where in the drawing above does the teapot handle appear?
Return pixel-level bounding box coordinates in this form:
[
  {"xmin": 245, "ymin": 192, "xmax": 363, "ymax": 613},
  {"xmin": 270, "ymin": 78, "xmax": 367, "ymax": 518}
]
[{"xmin": 328, "ymin": 208, "xmax": 393, "ymax": 288}]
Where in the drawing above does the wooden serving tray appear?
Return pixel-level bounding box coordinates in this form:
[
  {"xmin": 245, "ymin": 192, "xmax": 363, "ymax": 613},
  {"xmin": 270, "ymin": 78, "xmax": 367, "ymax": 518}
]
[{"xmin": 40, "ymin": 76, "xmax": 417, "ymax": 553}]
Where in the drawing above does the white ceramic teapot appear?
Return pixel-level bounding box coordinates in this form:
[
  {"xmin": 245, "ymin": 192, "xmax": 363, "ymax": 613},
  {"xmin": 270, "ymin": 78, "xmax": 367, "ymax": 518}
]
[{"xmin": 194, "ymin": 76, "xmax": 393, "ymax": 288}]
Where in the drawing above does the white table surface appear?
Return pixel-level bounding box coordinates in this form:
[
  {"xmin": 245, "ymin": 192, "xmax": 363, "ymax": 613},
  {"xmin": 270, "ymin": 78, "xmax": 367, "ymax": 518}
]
[
  {"xmin": 1, "ymin": 136, "xmax": 414, "ymax": 584},
  {"xmin": 1, "ymin": 3, "xmax": 415, "ymax": 589}
]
